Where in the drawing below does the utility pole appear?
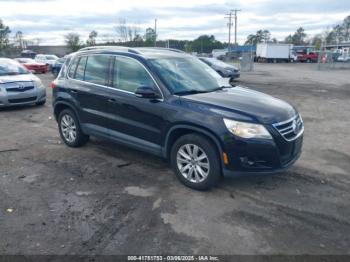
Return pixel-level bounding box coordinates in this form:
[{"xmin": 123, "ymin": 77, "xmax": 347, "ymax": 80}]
[
  {"xmin": 225, "ymin": 12, "xmax": 233, "ymax": 51},
  {"xmin": 232, "ymin": 9, "xmax": 241, "ymax": 45},
  {"xmin": 154, "ymin": 19, "xmax": 157, "ymax": 47}
]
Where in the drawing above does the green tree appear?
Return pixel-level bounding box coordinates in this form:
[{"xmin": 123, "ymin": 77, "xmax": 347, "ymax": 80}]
[
  {"xmin": 342, "ymin": 15, "xmax": 350, "ymax": 41},
  {"xmin": 188, "ymin": 35, "xmax": 224, "ymax": 53},
  {"xmin": 325, "ymin": 30, "xmax": 336, "ymax": 44},
  {"xmin": 333, "ymin": 24, "xmax": 344, "ymax": 43},
  {"xmin": 0, "ymin": 19, "xmax": 11, "ymax": 50},
  {"xmin": 86, "ymin": 30, "xmax": 98, "ymax": 46},
  {"xmin": 284, "ymin": 34, "xmax": 293, "ymax": 44},
  {"xmin": 245, "ymin": 29, "xmax": 270, "ymax": 45},
  {"xmin": 64, "ymin": 33, "xmax": 82, "ymax": 52},
  {"xmin": 311, "ymin": 34, "xmax": 323, "ymax": 50},
  {"xmin": 292, "ymin": 27, "xmax": 307, "ymax": 45}
]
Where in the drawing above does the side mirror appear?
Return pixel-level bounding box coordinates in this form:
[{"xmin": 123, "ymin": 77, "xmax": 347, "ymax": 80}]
[{"xmin": 135, "ymin": 86, "xmax": 160, "ymax": 99}]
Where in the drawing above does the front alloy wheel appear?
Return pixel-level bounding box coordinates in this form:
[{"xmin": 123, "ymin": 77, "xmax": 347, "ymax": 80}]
[
  {"xmin": 171, "ymin": 134, "xmax": 221, "ymax": 190},
  {"xmin": 177, "ymin": 144, "xmax": 210, "ymax": 183}
]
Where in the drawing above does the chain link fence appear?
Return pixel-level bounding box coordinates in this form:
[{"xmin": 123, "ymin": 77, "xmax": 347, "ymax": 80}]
[{"xmin": 317, "ymin": 49, "xmax": 350, "ymax": 70}]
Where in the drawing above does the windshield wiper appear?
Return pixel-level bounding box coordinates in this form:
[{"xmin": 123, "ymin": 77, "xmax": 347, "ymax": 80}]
[
  {"xmin": 208, "ymin": 86, "xmax": 232, "ymax": 92},
  {"xmin": 174, "ymin": 90, "xmax": 210, "ymax": 95},
  {"xmin": 4, "ymin": 72, "xmax": 20, "ymax": 76}
]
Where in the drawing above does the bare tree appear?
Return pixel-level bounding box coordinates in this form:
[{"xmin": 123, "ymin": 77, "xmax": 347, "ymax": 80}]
[
  {"xmin": 116, "ymin": 18, "xmax": 128, "ymax": 42},
  {"xmin": 15, "ymin": 31, "xmax": 25, "ymax": 49}
]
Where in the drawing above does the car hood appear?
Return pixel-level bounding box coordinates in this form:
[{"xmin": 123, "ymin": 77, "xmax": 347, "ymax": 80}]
[
  {"xmin": 0, "ymin": 74, "xmax": 38, "ymax": 84},
  {"xmin": 181, "ymin": 86, "xmax": 297, "ymax": 124},
  {"xmin": 213, "ymin": 64, "xmax": 238, "ymax": 71}
]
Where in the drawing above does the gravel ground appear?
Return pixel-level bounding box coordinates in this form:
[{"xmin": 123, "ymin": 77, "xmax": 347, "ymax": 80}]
[{"xmin": 0, "ymin": 63, "xmax": 349, "ymax": 255}]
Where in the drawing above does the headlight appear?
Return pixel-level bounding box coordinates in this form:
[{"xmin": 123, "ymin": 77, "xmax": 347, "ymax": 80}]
[
  {"xmin": 33, "ymin": 79, "xmax": 45, "ymax": 89},
  {"xmin": 223, "ymin": 118, "xmax": 272, "ymax": 139}
]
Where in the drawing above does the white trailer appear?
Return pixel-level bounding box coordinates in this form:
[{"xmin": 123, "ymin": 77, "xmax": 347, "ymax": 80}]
[{"xmin": 256, "ymin": 43, "xmax": 294, "ymax": 63}]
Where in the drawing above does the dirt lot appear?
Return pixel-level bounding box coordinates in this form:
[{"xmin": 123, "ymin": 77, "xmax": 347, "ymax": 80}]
[{"xmin": 0, "ymin": 63, "xmax": 349, "ymax": 255}]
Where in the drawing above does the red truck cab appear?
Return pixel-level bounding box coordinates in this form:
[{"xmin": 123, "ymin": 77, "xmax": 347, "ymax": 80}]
[{"xmin": 297, "ymin": 52, "xmax": 319, "ymax": 63}]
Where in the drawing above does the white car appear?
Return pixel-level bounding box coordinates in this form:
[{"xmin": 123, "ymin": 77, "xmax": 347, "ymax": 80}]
[
  {"xmin": 35, "ymin": 54, "xmax": 59, "ymax": 67},
  {"xmin": 337, "ymin": 55, "xmax": 350, "ymax": 62}
]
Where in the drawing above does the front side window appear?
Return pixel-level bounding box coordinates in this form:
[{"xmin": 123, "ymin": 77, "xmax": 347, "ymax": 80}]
[
  {"xmin": 84, "ymin": 55, "xmax": 110, "ymax": 86},
  {"xmin": 112, "ymin": 56, "xmax": 156, "ymax": 93}
]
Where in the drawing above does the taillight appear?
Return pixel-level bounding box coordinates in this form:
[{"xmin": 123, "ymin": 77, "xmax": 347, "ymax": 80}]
[{"xmin": 50, "ymin": 81, "xmax": 57, "ymax": 89}]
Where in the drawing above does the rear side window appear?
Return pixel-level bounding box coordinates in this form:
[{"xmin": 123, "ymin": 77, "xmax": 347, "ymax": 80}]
[
  {"xmin": 112, "ymin": 56, "xmax": 155, "ymax": 93},
  {"xmin": 75, "ymin": 56, "xmax": 87, "ymax": 81},
  {"xmin": 68, "ymin": 57, "xmax": 79, "ymax": 78},
  {"xmin": 84, "ymin": 55, "xmax": 110, "ymax": 86}
]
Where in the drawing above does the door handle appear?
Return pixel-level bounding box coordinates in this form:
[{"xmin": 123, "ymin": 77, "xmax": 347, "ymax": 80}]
[
  {"xmin": 70, "ymin": 89, "xmax": 78, "ymax": 93},
  {"xmin": 108, "ymin": 98, "xmax": 117, "ymax": 103}
]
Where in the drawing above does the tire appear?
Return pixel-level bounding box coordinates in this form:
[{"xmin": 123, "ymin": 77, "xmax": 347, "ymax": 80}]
[
  {"xmin": 58, "ymin": 109, "xmax": 89, "ymax": 147},
  {"xmin": 170, "ymin": 134, "xmax": 221, "ymax": 190},
  {"xmin": 307, "ymin": 59, "xmax": 311, "ymax": 63},
  {"xmin": 36, "ymin": 100, "xmax": 46, "ymax": 106}
]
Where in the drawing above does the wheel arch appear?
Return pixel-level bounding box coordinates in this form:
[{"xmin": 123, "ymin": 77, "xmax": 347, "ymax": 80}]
[
  {"xmin": 164, "ymin": 124, "xmax": 224, "ymax": 167},
  {"xmin": 53, "ymin": 101, "xmax": 80, "ymax": 122}
]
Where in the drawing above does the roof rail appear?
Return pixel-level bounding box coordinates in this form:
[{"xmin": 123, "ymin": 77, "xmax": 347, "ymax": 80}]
[
  {"xmin": 78, "ymin": 46, "xmax": 141, "ymax": 54},
  {"xmin": 136, "ymin": 47, "xmax": 186, "ymax": 54}
]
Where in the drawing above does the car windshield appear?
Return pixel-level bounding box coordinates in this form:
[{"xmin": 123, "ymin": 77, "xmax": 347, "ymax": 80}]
[
  {"xmin": 17, "ymin": 58, "xmax": 35, "ymax": 63},
  {"xmin": 0, "ymin": 59, "xmax": 29, "ymax": 76},
  {"xmin": 45, "ymin": 55, "xmax": 58, "ymax": 60},
  {"xmin": 149, "ymin": 56, "xmax": 230, "ymax": 95}
]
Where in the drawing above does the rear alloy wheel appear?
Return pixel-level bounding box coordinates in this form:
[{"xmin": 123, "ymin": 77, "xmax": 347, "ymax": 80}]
[
  {"xmin": 58, "ymin": 109, "xmax": 89, "ymax": 147},
  {"xmin": 171, "ymin": 134, "xmax": 221, "ymax": 190}
]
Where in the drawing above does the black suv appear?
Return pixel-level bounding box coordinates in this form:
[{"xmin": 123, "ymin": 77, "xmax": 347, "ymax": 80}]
[{"xmin": 52, "ymin": 47, "xmax": 304, "ymax": 190}]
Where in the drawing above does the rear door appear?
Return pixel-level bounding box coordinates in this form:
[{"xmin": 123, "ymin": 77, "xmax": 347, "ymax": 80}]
[{"xmin": 67, "ymin": 54, "xmax": 113, "ymax": 136}]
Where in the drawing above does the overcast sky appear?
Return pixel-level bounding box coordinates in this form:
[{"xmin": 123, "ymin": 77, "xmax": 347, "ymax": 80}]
[{"xmin": 0, "ymin": 0, "xmax": 349, "ymax": 45}]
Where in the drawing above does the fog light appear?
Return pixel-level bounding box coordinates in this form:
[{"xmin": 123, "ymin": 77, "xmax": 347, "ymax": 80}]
[{"xmin": 240, "ymin": 157, "xmax": 255, "ymax": 166}]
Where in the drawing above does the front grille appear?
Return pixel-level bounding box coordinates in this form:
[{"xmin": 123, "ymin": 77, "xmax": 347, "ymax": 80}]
[
  {"xmin": 8, "ymin": 96, "xmax": 37, "ymax": 104},
  {"xmin": 273, "ymin": 114, "xmax": 304, "ymax": 141},
  {"xmin": 6, "ymin": 86, "xmax": 34, "ymax": 92}
]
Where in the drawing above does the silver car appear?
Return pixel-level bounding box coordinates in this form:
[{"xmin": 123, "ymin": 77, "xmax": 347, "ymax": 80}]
[{"xmin": 0, "ymin": 58, "xmax": 46, "ymax": 107}]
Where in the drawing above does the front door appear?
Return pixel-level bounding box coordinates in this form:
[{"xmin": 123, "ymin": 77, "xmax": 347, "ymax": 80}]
[{"xmin": 105, "ymin": 56, "xmax": 167, "ymax": 154}]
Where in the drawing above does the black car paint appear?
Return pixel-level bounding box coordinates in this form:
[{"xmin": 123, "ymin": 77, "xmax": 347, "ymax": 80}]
[{"xmin": 53, "ymin": 50, "xmax": 303, "ymax": 176}]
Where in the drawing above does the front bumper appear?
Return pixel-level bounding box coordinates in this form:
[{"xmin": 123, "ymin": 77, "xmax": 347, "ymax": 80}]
[
  {"xmin": 221, "ymin": 130, "xmax": 303, "ymax": 177},
  {"xmin": 0, "ymin": 87, "xmax": 46, "ymax": 107}
]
